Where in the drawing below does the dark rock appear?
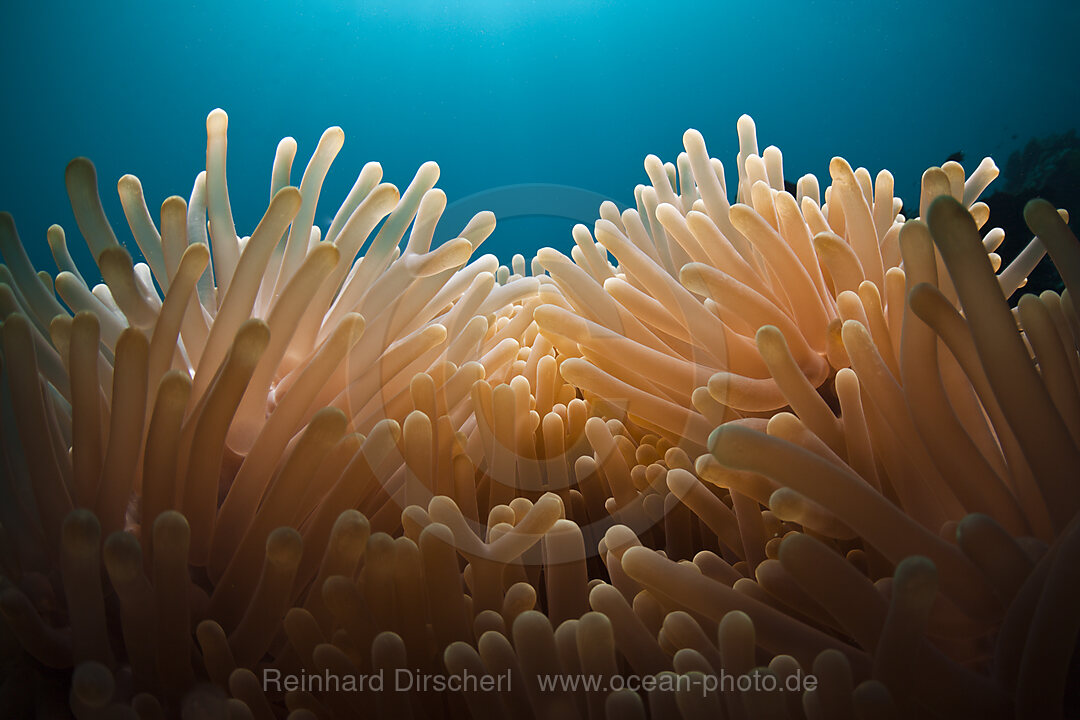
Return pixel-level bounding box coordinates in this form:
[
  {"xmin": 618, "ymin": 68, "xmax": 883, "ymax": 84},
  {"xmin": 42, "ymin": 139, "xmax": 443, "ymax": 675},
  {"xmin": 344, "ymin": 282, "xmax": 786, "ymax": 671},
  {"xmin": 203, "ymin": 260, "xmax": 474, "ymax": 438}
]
[{"xmin": 983, "ymin": 129, "xmax": 1079, "ymax": 303}]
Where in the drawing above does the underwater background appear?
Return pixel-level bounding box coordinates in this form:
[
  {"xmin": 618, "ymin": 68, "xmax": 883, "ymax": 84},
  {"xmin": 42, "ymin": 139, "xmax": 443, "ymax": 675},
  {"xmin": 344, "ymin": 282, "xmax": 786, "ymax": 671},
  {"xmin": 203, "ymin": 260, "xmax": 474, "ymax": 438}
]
[{"xmin": 2, "ymin": 0, "xmax": 1079, "ymax": 270}]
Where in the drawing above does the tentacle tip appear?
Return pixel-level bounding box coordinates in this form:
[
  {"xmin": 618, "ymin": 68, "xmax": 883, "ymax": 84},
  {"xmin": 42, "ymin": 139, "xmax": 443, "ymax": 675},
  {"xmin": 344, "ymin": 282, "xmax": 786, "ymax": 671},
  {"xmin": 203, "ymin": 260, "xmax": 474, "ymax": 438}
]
[
  {"xmin": 206, "ymin": 108, "xmax": 229, "ymax": 132},
  {"xmin": 64, "ymin": 156, "xmax": 96, "ymax": 181}
]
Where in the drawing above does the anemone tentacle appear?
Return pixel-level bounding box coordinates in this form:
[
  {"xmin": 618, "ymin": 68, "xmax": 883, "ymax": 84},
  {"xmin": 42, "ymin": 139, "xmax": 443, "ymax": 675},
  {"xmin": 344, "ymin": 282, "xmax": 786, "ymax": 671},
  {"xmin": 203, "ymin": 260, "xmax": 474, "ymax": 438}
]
[{"xmin": 0, "ymin": 109, "xmax": 1077, "ymax": 719}]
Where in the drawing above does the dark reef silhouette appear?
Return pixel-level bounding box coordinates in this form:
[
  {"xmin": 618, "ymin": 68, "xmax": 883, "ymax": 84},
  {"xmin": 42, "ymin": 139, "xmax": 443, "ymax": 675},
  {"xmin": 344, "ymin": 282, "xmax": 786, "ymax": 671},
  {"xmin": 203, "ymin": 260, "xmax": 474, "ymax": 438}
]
[{"xmin": 986, "ymin": 129, "xmax": 1080, "ymax": 303}]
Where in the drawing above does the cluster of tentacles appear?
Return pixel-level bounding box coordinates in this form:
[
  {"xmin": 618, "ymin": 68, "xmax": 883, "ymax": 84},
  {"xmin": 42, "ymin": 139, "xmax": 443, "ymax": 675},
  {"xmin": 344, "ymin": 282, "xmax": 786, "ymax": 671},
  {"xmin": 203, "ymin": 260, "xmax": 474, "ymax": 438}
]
[{"xmin": 0, "ymin": 109, "xmax": 1078, "ymax": 719}]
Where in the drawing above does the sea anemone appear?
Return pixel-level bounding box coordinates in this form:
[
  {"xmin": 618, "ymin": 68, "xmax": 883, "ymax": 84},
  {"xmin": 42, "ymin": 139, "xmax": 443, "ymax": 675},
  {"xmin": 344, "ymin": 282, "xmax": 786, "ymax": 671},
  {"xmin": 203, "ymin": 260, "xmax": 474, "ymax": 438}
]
[{"xmin": 0, "ymin": 109, "xmax": 1077, "ymax": 719}]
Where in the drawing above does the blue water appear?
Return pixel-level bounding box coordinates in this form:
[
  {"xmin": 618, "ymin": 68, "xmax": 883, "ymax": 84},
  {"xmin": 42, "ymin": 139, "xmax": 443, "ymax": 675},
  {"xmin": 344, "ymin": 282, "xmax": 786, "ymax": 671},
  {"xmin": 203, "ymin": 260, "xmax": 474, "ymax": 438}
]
[{"xmin": 2, "ymin": 0, "xmax": 1078, "ymax": 275}]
